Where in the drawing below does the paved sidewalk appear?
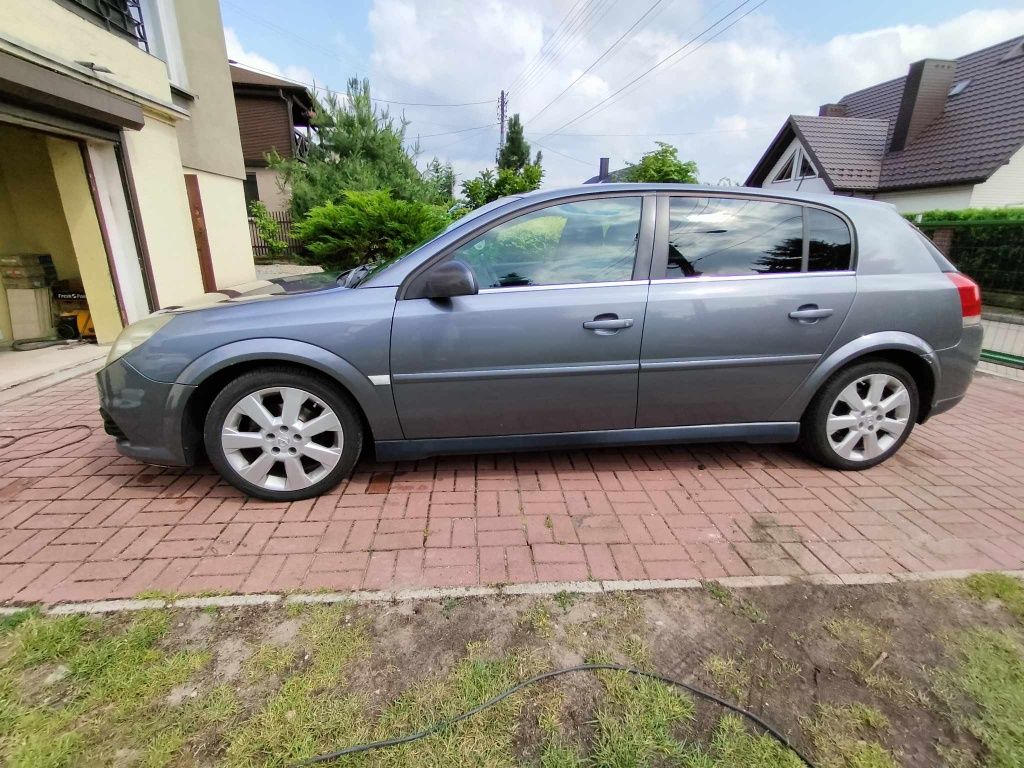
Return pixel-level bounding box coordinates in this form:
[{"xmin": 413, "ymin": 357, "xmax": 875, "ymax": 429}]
[{"xmin": 2, "ymin": 373, "xmax": 1024, "ymax": 605}]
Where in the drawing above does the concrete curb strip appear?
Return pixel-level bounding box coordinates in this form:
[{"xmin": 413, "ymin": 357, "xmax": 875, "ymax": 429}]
[{"xmin": 6, "ymin": 568, "xmax": 1016, "ymax": 617}]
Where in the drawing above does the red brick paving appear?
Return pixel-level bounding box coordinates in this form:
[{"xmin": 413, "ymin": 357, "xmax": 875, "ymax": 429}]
[{"xmin": 2, "ymin": 373, "xmax": 1024, "ymax": 605}]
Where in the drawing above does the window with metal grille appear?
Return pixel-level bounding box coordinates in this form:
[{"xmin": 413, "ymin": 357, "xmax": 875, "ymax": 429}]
[{"xmin": 66, "ymin": 0, "xmax": 148, "ymax": 50}]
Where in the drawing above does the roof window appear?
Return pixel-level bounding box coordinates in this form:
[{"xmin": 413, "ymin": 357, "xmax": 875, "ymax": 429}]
[{"xmin": 948, "ymin": 79, "xmax": 971, "ymax": 97}]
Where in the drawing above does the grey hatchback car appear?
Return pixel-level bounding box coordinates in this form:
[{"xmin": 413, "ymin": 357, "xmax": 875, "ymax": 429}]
[{"xmin": 97, "ymin": 184, "xmax": 982, "ymax": 500}]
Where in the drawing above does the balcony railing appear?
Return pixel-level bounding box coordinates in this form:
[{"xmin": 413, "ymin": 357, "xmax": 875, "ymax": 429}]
[
  {"xmin": 293, "ymin": 129, "xmax": 311, "ymax": 161},
  {"xmin": 65, "ymin": 0, "xmax": 148, "ymax": 51}
]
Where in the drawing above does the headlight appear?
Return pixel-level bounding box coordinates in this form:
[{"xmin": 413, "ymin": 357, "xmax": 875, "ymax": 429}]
[{"xmin": 106, "ymin": 313, "xmax": 174, "ymax": 365}]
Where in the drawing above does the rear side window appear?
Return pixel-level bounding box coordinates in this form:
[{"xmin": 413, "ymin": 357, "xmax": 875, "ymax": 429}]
[
  {"xmin": 807, "ymin": 208, "xmax": 852, "ymax": 271},
  {"xmin": 667, "ymin": 197, "xmax": 803, "ymax": 277}
]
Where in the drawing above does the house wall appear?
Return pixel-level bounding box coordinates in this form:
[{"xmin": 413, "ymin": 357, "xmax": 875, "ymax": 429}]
[
  {"xmin": 3, "ymin": 0, "xmax": 254, "ymax": 316},
  {"xmin": 970, "ymin": 146, "xmax": 1024, "ymax": 208},
  {"xmin": 236, "ymin": 96, "xmax": 293, "ymax": 162},
  {"xmin": 872, "ymin": 185, "xmax": 974, "ymax": 213},
  {"xmin": 192, "ymin": 169, "xmax": 257, "ymax": 287},
  {"xmin": 172, "ymin": 0, "xmax": 246, "ymax": 181},
  {"xmin": 250, "ymin": 166, "xmax": 290, "ymax": 212}
]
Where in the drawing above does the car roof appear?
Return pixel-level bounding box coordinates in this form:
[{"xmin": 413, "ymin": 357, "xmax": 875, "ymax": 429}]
[{"xmin": 514, "ymin": 183, "xmax": 894, "ymax": 216}]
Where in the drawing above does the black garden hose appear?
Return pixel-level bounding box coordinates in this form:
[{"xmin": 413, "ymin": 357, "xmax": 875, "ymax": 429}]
[
  {"xmin": 0, "ymin": 425, "xmax": 94, "ymax": 459},
  {"xmin": 295, "ymin": 662, "xmax": 817, "ymax": 767}
]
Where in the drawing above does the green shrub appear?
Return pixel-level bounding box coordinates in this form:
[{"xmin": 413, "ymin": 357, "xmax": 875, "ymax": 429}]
[
  {"xmin": 248, "ymin": 200, "xmax": 289, "ymax": 259},
  {"xmin": 293, "ymin": 190, "xmax": 450, "ymax": 271}
]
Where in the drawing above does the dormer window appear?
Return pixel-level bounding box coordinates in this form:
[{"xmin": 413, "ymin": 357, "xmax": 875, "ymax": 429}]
[
  {"xmin": 772, "ymin": 147, "xmax": 817, "ymax": 182},
  {"xmin": 948, "ymin": 79, "xmax": 971, "ymax": 97}
]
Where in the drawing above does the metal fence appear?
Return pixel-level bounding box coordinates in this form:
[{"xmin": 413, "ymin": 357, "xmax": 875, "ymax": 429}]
[
  {"xmin": 248, "ymin": 210, "xmax": 303, "ymax": 262},
  {"xmin": 920, "ymin": 220, "xmax": 1024, "ymax": 377}
]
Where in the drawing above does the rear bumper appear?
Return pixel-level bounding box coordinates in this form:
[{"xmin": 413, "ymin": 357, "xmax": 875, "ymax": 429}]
[
  {"xmin": 96, "ymin": 358, "xmax": 198, "ymax": 467},
  {"xmin": 929, "ymin": 323, "xmax": 983, "ymax": 420}
]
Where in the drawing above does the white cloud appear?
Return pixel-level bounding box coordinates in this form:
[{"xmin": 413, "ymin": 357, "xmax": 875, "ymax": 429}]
[
  {"xmin": 222, "ymin": 5, "xmax": 1024, "ymax": 190},
  {"xmin": 364, "ymin": 2, "xmax": 1024, "ymax": 187},
  {"xmin": 223, "ymin": 28, "xmax": 317, "ymax": 88}
]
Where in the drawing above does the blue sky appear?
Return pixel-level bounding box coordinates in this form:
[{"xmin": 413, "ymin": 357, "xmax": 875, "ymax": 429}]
[{"xmin": 220, "ymin": 0, "xmax": 1024, "ymax": 186}]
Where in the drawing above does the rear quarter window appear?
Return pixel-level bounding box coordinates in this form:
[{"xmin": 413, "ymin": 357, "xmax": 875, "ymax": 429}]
[{"xmin": 807, "ymin": 208, "xmax": 852, "ymax": 271}]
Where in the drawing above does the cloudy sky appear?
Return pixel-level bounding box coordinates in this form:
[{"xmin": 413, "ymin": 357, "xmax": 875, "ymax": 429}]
[{"xmin": 220, "ymin": 0, "xmax": 1024, "ymax": 188}]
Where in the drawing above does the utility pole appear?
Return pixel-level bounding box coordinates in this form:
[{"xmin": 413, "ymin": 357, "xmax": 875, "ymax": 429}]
[{"xmin": 497, "ymin": 89, "xmax": 508, "ymax": 157}]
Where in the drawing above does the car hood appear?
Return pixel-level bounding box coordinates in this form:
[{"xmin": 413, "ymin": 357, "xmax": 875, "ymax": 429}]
[{"xmin": 158, "ymin": 271, "xmax": 343, "ymax": 313}]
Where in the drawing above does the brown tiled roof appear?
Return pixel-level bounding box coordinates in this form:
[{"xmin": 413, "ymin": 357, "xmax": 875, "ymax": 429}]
[
  {"xmin": 790, "ymin": 116, "xmax": 888, "ymax": 190},
  {"xmin": 747, "ymin": 36, "xmax": 1024, "ymax": 192}
]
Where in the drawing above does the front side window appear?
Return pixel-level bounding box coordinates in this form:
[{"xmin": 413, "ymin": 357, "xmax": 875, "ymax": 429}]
[
  {"xmin": 666, "ymin": 197, "xmax": 804, "ymax": 278},
  {"xmin": 451, "ymin": 197, "xmax": 642, "ymax": 288},
  {"xmin": 807, "ymin": 208, "xmax": 852, "ymax": 271}
]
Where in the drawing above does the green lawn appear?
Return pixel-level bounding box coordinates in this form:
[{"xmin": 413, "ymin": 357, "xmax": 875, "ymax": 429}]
[{"xmin": 1, "ymin": 575, "xmax": 1022, "ymax": 767}]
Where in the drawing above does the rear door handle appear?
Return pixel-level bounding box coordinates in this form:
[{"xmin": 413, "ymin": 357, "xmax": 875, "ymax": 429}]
[
  {"xmin": 583, "ymin": 314, "xmax": 633, "ymax": 335},
  {"xmin": 788, "ymin": 305, "xmax": 833, "ymax": 321},
  {"xmin": 583, "ymin": 318, "xmax": 633, "ymax": 330}
]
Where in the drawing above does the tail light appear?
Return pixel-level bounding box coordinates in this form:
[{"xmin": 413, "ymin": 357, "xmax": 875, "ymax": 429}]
[{"xmin": 947, "ymin": 272, "xmax": 981, "ymax": 326}]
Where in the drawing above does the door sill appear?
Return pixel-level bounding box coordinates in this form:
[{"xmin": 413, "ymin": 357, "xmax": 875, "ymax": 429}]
[{"xmin": 374, "ymin": 422, "xmax": 800, "ymax": 462}]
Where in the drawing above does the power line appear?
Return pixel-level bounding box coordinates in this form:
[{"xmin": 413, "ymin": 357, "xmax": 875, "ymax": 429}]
[
  {"xmin": 525, "ymin": 0, "xmax": 667, "ymax": 126},
  {"xmin": 512, "ymin": 0, "xmax": 619, "ymax": 98},
  {"xmin": 506, "ymin": 0, "xmax": 590, "ymax": 94},
  {"xmin": 413, "ymin": 122, "xmax": 500, "ymax": 139},
  {"xmin": 528, "ymin": 137, "xmax": 592, "ymax": 166},
  {"xmin": 552, "ymin": 0, "xmax": 769, "ymax": 133},
  {"xmin": 539, "ymin": 0, "xmax": 764, "ymax": 138},
  {"xmin": 540, "ymin": 123, "xmax": 775, "ymax": 137},
  {"xmin": 228, "ymin": 61, "xmax": 492, "ymax": 107}
]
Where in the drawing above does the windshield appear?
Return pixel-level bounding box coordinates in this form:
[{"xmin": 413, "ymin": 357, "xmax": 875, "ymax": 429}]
[{"xmin": 347, "ymin": 196, "xmax": 522, "ymax": 287}]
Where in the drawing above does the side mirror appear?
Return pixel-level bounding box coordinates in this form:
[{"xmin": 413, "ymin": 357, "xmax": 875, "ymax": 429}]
[{"xmin": 420, "ymin": 259, "xmax": 478, "ymax": 299}]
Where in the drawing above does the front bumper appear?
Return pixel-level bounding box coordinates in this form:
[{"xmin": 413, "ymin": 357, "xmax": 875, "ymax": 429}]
[{"xmin": 96, "ymin": 358, "xmax": 198, "ymax": 467}]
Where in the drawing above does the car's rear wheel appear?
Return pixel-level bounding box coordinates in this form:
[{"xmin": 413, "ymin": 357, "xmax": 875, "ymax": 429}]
[
  {"xmin": 800, "ymin": 360, "xmax": 919, "ymax": 471},
  {"xmin": 204, "ymin": 368, "xmax": 362, "ymax": 500}
]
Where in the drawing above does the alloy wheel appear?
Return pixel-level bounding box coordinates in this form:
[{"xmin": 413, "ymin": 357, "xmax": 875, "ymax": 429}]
[
  {"xmin": 220, "ymin": 386, "xmax": 344, "ymax": 492},
  {"xmin": 825, "ymin": 373, "xmax": 911, "ymax": 463}
]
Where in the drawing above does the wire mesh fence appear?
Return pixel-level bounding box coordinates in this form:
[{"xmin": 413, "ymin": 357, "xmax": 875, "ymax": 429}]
[{"xmin": 920, "ymin": 219, "xmax": 1024, "ymax": 377}]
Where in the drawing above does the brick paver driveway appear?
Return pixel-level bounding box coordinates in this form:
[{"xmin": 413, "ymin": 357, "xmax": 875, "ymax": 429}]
[{"xmin": 2, "ymin": 373, "xmax": 1024, "ymax": 605}]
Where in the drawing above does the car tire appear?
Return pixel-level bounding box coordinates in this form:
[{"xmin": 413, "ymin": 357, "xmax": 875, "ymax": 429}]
[
  {"xmin": 799, "ymin": 359, "xmax": 919, "ymax": 471},
  {"xmin": 204, "ymin": 367, "xmax": 363, "ymax": 501}
]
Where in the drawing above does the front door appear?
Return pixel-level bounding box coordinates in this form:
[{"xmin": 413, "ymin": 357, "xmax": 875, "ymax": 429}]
[
  {"xmin": 638, "ymin": 195, "xmax": 856, "ymax": 427},
  {"xmin": 391, "ymin": 195, "xmax": 653, "ymax": 439}
]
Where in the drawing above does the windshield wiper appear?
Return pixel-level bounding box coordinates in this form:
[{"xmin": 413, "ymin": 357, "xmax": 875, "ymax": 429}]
[{"xmin": 336, "ymin": 264, "xmax": 373, "ymax": 288}]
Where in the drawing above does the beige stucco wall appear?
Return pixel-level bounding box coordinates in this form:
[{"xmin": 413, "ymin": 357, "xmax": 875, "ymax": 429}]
[
  {"xmin": 971, "ymin": 147, "xmax": 1024, "ymax": 209},
  {"xmin": 173, "ymin": 0, "xmax": 246, "ymax": 181},
  {"xmin": 251, "ymin": 166, "xmax": 291, "ymax": 212},
  {"xmin": 193, "ymin": 170, "xmax": 256, "ymax": 286},
  {"xmin": 2, "ymin": 0, "xmax": 171, "ymax": 103},
  {"xmin": 872, "ymin": 185, "xmax": 974, "ymax": 214},
  {"xmin": 121, "ymin": 113, "xmax": 205, "ymax": 306},
  {"xmin": 2, "ymin": 0, "xmax": 256, "ymax": 317}
]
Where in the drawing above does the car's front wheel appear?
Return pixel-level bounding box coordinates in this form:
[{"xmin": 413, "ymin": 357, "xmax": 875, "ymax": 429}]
[
  {"xmin": 800, "ymin": 359, "xmax": 919, "ymax": 471},
  {"xmin": 204, "ymin": 368, "xmax": 363, "ymax": 500}
]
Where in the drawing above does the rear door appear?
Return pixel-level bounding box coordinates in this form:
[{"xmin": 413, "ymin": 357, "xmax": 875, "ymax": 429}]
[
  {"xmin": 391, "ymin": 194, "xmax": 655, "ymax": 439},
  {"xmin": 637, "ymin": 195, "xmax": 856, "ymax": 427}
]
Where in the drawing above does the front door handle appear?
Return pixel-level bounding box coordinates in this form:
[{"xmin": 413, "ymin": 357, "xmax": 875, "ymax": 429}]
[
  {"xmin": 789, "ymin": 305, "xmax": 833, "ymax": 322},
  {"xmin": 583, "ymin": 314, "xmax": 633, "ymax": 335}
]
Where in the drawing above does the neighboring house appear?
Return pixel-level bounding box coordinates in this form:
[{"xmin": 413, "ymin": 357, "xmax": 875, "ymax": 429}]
[
  {"xmin": 230, "ymin": 63, "xmax": 314, "ymax": 213},
  {"xmin": 745, "ymin": 36, "xmax": 1024, "ymax": 213},
  {"xmin": 584, "ymin": 157, "xmax": 629, "ymax": 184},
  {"xmin": 0, "ymin": 0, "xmax": 254, "ymax": 345}
]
